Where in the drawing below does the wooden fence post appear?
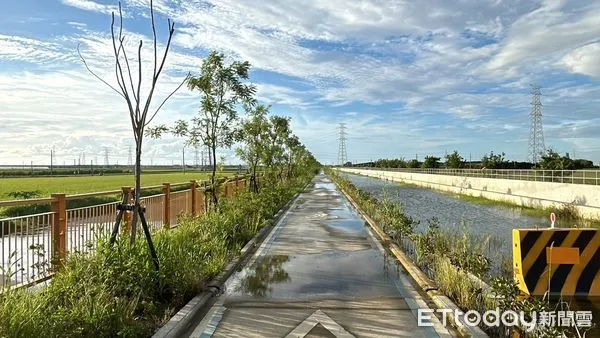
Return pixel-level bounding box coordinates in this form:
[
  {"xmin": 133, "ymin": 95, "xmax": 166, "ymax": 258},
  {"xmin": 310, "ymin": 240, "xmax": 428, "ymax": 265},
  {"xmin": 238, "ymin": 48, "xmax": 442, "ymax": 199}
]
[
  {"xmin": 162, "ymin": 183, "xmax": 171, "ymax": 229},
  {"xmin": 228, "ymin": 181, "xmax": 234, "ymax": 198},
  {"xmin": 190, "ymin": 180, "xmax": 197, "ymax": 216},
  {"xmin": 51, "ymin": 193, "xmax": 67, "ymax": 270},
  {"xmin": 122, "ymin": 187, "xmax": 133, "ymax": 233},
  {"xmin": 201, "ymin": 180, "xmax": 207, "ymax": 213},
  {"xmin": 223, "ymin": 177, "xmax": 229, "ymax": 198}
]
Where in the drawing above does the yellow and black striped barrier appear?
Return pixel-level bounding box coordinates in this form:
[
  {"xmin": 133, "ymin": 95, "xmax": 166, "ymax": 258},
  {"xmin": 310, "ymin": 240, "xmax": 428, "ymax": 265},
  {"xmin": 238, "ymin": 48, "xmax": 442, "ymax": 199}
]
[{"xmin": 513, "ymin": 228, "xmax": 600, "ymax": 297}]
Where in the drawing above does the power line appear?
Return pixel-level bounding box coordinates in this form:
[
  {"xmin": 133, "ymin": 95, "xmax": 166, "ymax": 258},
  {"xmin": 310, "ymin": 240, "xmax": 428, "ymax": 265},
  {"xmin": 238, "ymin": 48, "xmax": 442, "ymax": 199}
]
[
  {"xmin": 528, "ymin": 84, "xmax": 546, "ymax": 165},
  {"xmin": 337, "ymin": 123, "xmax": 348, "ymax": 166}
]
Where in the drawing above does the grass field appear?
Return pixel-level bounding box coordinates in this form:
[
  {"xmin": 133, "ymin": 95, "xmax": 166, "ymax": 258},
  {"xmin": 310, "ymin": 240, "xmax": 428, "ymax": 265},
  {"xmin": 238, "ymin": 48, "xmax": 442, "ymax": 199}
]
[{"xmin": 0, "ymin": 171, "xmax": 239, "ymax": 201}]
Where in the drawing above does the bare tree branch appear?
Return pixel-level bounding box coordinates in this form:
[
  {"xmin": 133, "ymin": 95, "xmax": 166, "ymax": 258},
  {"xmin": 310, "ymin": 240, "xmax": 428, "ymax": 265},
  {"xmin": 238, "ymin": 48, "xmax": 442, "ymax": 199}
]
[
  {"xmin": 111, "ymin": 14, "xmax": 126, "ymax": 95},
  {"xmin": 145, "ymin": 74, "xmax": 189, "ymax": 127},
  {"xmin": 151, "ymin": 0, "xmax": 157, "ymax": 77},
  {"xmin": 77, "ymin": 44, "xmax": 124, "ymax": 98},
  {"xmin": 141, "ymin": 20, "xmax": 175, "ymax": 122},
  {"xmin": 121, "ymin": 38, "xmax": 139, "ymax": 103},
  {"xmin": 111, "ymin": 6, "xmax": 137, "ymax": 141},
  {"xmin": 136, "ymin": 40, "xmax": 143, "ymax": 122},
  {"xmin": 155, "ymin": 20, "xmax": 175, "ymax": 82}
]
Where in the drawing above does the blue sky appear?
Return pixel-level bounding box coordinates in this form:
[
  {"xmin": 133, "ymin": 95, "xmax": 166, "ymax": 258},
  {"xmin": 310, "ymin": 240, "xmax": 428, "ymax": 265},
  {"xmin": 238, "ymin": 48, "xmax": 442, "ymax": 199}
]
[{"xmin": 1, "ymin": 0, "xmax": 600, "ymax": 166}]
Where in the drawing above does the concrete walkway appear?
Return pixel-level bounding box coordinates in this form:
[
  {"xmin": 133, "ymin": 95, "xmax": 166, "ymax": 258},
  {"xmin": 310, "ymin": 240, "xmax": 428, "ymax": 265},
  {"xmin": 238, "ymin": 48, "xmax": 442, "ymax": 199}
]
[{"xmin": 189, "ymin": 173, "xmax": 452, "ymax": 337}]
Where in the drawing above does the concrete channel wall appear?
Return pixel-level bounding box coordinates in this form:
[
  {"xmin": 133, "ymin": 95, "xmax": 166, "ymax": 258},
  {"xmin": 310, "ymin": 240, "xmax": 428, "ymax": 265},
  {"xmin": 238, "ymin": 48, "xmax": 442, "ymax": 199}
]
[{"xmin": 339, "ymin": 168, "xmax": 600, "ymax": 220}]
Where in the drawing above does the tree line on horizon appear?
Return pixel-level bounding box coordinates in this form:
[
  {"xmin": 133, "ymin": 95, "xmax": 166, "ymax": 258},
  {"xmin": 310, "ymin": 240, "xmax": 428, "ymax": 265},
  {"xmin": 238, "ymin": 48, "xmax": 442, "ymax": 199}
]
[{"xmin": 349, "ymin": 149, "xmax": 596, "ymax": 170}]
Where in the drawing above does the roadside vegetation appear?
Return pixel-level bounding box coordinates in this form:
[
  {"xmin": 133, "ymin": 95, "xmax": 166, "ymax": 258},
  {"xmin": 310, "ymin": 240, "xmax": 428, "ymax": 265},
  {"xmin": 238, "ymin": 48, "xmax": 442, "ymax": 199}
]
[
  {"xmin": 326, "ymin": 169, "xmax": 590, "ymax": 337},
  {"xmin": 0, "ymin": 171, "xmax": 317, "ymax": 337}
]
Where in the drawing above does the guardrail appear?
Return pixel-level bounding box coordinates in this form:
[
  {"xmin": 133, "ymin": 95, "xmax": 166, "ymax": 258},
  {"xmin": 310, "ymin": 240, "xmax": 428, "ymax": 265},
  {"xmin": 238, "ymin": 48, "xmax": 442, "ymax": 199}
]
[
  {"xmin": 344, "ymin": 167, "xmax": 600, "ymax": 185},
  {"xmin": 0, "ymin": 175, "xmax": 254, "ymax": 289}
]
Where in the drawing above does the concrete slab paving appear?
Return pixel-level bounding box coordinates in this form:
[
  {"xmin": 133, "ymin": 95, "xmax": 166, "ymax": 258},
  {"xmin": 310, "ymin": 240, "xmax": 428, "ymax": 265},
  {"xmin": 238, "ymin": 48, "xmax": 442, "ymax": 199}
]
[{"xmin": 189, "ymin": 173, "xmax": 453, "ymax": 337}]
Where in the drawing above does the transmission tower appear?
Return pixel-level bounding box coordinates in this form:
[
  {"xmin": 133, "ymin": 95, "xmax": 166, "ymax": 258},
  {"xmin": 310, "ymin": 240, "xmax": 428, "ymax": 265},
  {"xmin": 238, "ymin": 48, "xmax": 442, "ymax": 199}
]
[
  {"xmin": 337, "ymin": 123, "xmax": 348, "ymax": 166},
  {"xmin": 528, "ymin": 85, "xmax": 546, "ymax": 165},
  {"xmin": 194, "ymin": 146, "xmax": 200, "ymax": 168},
  {"xmin": 104, "ymin": 147, "xmax": 109, "ymax": 167},
  {"xmin": 127, "ymin": 145, "xmax": 133, "ymax": 166}
]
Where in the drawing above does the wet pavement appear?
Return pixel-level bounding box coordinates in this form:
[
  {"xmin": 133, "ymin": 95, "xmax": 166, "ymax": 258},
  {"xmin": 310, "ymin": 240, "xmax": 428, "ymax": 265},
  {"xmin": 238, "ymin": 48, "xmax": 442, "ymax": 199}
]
[{"xmin": 189, "ymin": 173, "xmax": 452, "ymax": 337}]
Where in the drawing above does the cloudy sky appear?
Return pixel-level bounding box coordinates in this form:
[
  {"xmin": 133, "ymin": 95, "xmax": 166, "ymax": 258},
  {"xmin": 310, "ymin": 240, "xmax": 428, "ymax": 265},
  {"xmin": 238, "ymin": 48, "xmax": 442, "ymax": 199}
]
[{"xmin": 1, "ymin": 0, "xmax": 600, "ymax": 166}]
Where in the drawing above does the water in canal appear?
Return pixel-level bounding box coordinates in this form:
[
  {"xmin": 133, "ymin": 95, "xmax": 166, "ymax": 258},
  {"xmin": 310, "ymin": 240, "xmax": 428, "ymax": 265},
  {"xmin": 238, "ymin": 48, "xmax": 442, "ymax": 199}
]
[{"xmin": 344, "ymin": 173, "xmax": 549, "ymax": 257}]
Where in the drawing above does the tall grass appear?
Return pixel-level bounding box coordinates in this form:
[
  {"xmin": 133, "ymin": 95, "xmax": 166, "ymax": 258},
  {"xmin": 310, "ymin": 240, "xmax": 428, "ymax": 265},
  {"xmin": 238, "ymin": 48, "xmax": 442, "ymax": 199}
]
[{"xmin": 0, "ymin": 176, "xmax": 306, "ymax": 337}]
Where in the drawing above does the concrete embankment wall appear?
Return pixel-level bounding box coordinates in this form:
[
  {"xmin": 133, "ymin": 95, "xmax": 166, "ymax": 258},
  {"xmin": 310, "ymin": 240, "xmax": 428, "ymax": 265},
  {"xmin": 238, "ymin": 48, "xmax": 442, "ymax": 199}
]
[{"xmin": 339, "ymin": 168, "xmax": 600, "ymax": 220}]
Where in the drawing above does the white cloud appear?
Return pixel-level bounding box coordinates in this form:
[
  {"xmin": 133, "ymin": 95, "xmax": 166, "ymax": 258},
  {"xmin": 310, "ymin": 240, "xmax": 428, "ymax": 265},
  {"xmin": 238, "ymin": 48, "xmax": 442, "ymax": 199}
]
[
  {"xmin": 561, "ymin": 43, "xmax": 600, "ymax": 79},
  {"xmin": 0, "ymin": 34, "xmax": 74, "ymax": 64},
  {"xmin": 487, "ymin": 1, "xmax": 600, "ymax": 73},
  {"xmin": 61, "ymin": 0, "xmax": 120, "ymax": 15}
]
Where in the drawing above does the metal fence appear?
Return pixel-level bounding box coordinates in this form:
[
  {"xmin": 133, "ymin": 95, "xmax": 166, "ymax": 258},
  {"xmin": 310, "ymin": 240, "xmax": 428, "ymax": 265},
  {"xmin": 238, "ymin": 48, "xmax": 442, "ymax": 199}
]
[
  {"xmin": 0, "ymin": 176, "xmax": 249, "ymax": 289},
  {"xmin": 347, "ymin": 167, "xmax": 600, "ymax": 185}
]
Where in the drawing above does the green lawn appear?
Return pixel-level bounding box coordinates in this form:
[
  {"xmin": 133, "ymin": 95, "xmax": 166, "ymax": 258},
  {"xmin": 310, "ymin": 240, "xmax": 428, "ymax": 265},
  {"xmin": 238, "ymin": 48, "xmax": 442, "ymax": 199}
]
[{"xmin": 0, "ymin": 171, "xmax": 239, "ymax": 200}]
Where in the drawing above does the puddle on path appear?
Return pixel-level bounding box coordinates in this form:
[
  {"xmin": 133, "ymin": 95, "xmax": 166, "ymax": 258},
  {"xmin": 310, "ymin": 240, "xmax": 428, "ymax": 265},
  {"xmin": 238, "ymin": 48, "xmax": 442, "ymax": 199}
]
[{"xmin": 226, "ymin": 249, "xmax": 408, "ymax": 301}]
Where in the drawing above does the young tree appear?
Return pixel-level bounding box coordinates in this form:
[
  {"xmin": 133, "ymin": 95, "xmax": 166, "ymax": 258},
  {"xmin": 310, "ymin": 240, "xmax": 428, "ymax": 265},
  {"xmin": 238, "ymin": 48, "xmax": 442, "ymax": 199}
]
[
  {"xmin": 149, "ymin": 51, "xmax": 256, "ymax": 208},
  {"xmin": 284, "ymin": 135, "xmax": 301, "ymax": 177},
  {"xmin": 236, "ymin": 104, "xmax": 271, "ymax": 193},
  {"xmin": 444, "ymin": 150, "xmax": 465, "ymax": 169},
  {"xmin": 79, "ymin": 1, "xmax": 185, "ymax": 242},
  {"xmin": 422, "ymin": 156, "xmax": 441, "ymax": 168},
  {"xmin": 264, "ymin": 116, "xmax": 291, "ymax": 179}
]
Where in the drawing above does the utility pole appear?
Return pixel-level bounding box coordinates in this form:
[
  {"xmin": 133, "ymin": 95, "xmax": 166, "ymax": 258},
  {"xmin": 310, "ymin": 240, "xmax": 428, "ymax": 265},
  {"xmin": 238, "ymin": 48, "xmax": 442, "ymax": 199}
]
[
  {"xmin": 182, "ymin": 146, "xmax": 186, "ymax": 174},
  {"xmin": 50, "ymin": 146, "xmax": 54, "ymax": 175},
  {"xmin": 528, "ymin": 84, "xmax": 546, "ymax": 165},
  {"xmin": 337, "ymin": 123, "xmax": 348, "ymax": 166},
  {"xmin": 104, "ymin": 147, "xmax": 109, "ymax": 168},
  {"xmin": 194, "ymin": 146, "xmax": 199, "ymax": 169}
]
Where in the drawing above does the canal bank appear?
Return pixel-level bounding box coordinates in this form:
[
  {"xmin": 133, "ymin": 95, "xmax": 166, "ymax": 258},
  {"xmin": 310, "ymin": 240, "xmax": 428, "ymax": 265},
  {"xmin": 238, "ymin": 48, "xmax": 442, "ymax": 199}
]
[
  {"xmin": 186, "ymin": 173, "xmax": 456, "ymax": 337},
  {"xmin": 340, "ymin": 168, "xmax": 600, "ymax": 221}
]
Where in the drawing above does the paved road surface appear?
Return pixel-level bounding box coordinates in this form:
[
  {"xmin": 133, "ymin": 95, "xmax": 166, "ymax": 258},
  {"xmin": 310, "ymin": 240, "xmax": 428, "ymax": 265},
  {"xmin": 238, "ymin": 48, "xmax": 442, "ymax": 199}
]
[{"xmin": 189, "ymin": 174, "xmax": 452, "ymax": 337}]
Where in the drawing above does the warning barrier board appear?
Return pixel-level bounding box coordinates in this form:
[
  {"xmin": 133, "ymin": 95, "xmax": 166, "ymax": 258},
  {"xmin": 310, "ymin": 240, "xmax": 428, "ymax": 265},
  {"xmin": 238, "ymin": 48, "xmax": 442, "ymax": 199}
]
[{"xmin": 513, "ymin": 228, "xmax": 600, "ymax": 297}]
